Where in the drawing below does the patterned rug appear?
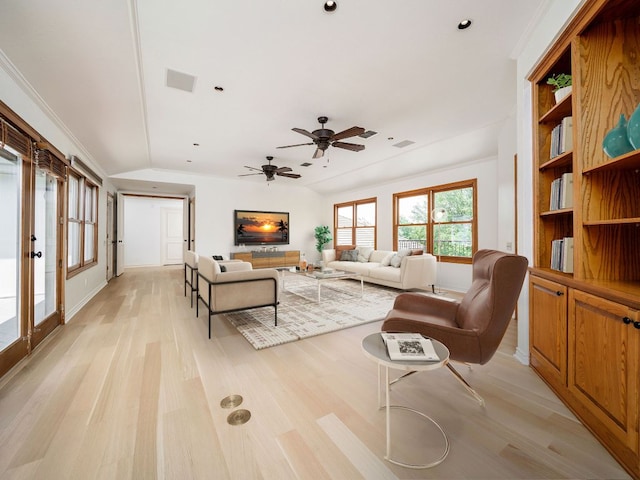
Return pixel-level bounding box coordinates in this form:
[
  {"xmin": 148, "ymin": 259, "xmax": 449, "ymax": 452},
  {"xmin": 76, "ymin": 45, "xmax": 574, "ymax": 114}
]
[{"xmin": 224, "ymin": 275, "xmax": 402, "ymax": 350}]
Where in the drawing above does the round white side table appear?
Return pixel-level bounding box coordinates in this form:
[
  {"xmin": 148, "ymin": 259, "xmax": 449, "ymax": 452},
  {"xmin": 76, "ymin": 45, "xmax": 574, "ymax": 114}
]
[{"xmin": 361, "ymin": 332, "xmax": 450, "ymax": 469}]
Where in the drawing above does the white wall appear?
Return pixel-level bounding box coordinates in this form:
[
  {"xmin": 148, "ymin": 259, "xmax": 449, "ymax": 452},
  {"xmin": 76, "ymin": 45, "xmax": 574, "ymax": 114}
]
[
  {"xmin": 324, "ymin": 155, "xmax": 500, "ymax": 292},
  {"xmin": 123, "ymin": 196, "xmax": 184, "ymax": 267}
]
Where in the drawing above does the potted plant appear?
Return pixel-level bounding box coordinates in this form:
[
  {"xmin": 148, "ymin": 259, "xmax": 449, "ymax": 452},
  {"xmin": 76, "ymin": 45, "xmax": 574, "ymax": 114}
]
[
  {"xmin": 314, "ymin": 225, "xmax": 332, "ymax": 264},
  {"xmin": 547, "ymin": 73, "xmax": 572, "ymax": 103}
]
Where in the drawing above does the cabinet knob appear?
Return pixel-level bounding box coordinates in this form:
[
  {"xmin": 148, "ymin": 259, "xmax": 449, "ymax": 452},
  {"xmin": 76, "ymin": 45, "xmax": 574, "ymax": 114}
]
[
  {"xmin": 634, "ymin": 321, "xmax": 640, "ymax": 330},
  {"xmin": 556, "ymin": 291, "xmax": 564, "ymax": 296},
  {"xmin": 623, "ymin": 316, "xmax": 632, "ymax": 325}
]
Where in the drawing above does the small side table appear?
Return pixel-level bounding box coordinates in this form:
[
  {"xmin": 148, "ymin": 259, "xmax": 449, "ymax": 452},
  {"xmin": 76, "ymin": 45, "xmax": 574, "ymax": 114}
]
[{"xmin": 361, "ymin": 332, "xmax": 450, "ymax": 469}]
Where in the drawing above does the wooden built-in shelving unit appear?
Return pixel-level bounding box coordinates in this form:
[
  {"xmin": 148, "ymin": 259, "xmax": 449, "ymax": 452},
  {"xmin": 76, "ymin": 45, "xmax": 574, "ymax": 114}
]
[{"xmin": 529, "ymin": 1, "xmax": 640, "ymax": 478}]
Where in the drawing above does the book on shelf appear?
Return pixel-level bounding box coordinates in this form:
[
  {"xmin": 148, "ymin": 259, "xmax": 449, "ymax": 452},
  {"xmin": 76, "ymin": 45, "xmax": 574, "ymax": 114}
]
[
  {"xmin": 549, "ymin": 116, "xmax": 573, "ymax": 159},
  {"xmin": 550, "ymin": 236, "xmax": 574, "ymax": 273},
  {"xmin": 549, "ymin": 172, "xmax": 573, "ymax": 210},
  {"xmin": 380, "ymin": 332, "xmax": 439, "ymax": 361},
  {"xmin": 559, "ymin": 172, "xmax": 573, "ymax": 209}
]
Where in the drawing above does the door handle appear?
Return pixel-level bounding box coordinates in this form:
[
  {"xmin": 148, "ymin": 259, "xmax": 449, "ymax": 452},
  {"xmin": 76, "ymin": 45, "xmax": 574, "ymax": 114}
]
[{"xmin": 30, "ymin": 251, "xmax": 42, "ymax": 258}]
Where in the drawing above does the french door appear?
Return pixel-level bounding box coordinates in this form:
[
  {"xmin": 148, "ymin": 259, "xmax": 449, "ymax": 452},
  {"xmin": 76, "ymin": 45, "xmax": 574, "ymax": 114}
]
[{"xmin": 0, "ymin": 146, "xmax": 63, "ymax": 377}]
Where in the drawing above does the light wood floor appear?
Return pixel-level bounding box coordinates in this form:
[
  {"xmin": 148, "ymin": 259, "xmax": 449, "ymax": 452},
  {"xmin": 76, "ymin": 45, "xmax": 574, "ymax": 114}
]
[{"xmin": 0, "ymin": 266, "xmax": 631, "ymax": 479}]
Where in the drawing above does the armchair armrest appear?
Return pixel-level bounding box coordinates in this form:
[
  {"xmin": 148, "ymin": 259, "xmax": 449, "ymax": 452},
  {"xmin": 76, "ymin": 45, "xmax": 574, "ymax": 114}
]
[
  {"xmin": 393, "ymin": 292, "xmax": 459, "ymax": 320},
  {"xmin": 214, "ymin": 268, "xmax": 279, "ymax": 284},
  {"xmin": 221, "ymin": 261, "xmax": 252, "ymax": 272}
]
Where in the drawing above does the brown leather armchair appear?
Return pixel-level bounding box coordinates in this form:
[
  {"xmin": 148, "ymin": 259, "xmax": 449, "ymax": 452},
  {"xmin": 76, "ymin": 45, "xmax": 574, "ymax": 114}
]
[{"xmin": 381, "ymin": 249, "xmax": 528, "ymax": 405}]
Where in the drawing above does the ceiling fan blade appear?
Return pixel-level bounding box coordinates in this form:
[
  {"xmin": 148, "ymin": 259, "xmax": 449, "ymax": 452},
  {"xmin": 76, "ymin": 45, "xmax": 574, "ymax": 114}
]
[
  {"xmin": 277, "ymin": 172, "xmax": 301, "ymax": 179},
  {"xmin": 331, "ymin": 126, "xmax": 365, "ymax": 141},
  {"xmin": 292, "ymin": 128, "xmax": 319, "ymax": 140},
  {"xmin": 238, "ymin": 172, "xmax": 264, "ymax": 177},
  {"xmin": 277, "ymin": 142, "xmax": 315, "ymax": 149},
  {"xmin": 243, "ymin": 165, "xmax": 263, "ymax": 171},
  {"xmin": 313, "ymin": 147, "xmax": 324, "ymax": 159},
  {"xmin": 274, "ymin": 166, "xmax": 292, "ymax": 173},
  {"xmin": 332, "ymin": 141, "xmax": 365, "ymax": 152}
]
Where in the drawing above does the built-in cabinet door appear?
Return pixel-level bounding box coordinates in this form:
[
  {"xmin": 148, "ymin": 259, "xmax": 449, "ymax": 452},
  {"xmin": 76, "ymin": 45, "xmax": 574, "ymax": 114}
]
[
  {"xmin": 568, "ymin": 289, "xmax": 639, "ymax": 455},
  {"xmin": 529, "ymin": 275, "xmax": 568, "ymax": 389}
]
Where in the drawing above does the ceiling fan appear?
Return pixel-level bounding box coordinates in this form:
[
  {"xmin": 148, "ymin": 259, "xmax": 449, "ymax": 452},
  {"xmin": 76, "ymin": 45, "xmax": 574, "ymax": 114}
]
[
  {"xmin": 239, "ymin": 156, "xmax": 301, "ymax": 182},
  {"xmin": 277, "ymin": 116, "xmax": 365, "ymax": 159}
]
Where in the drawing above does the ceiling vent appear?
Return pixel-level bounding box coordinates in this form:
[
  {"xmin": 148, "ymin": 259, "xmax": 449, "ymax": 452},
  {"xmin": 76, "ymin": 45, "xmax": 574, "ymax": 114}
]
[
  {"xmin": 392, "ymin": 140, "xmax": 415, "ymax": 148},
  {"xmin": 166, "ymin": 69, "xmax": 196, "ymax": 93},
  {"xmin": 358, "ymin": 130, "xmax": 377, "ymax": 139}
]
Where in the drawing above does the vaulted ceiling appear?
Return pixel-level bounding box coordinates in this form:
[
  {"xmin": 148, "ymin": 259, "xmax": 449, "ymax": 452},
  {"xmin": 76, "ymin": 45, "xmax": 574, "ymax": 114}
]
[{"xmin": 0, "ymin": 0, "xmax": 545, "ymax": 194}]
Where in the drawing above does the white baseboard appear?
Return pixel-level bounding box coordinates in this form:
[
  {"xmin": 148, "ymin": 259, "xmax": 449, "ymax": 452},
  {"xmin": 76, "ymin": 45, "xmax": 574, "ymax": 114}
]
[{"xmin": 65, "ymin": 281, "xmax": 107, "ymax": 322}]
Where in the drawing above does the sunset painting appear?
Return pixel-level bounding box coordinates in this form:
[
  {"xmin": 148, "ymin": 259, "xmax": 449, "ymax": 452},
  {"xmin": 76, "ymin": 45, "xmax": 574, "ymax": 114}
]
[{"xmin": 234, "ymin": 210, "xmax": 289, "ymax": 245}]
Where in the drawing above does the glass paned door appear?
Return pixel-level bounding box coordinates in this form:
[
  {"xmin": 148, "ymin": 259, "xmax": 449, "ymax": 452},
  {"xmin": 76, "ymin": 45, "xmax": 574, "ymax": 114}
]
[
  {"xmin": 0, "ymin": 151, "xmax": 20, "ymax": 351},
  {"xmin": 33, "ymin": 169, "xmax": 58, "ymax": 325}
]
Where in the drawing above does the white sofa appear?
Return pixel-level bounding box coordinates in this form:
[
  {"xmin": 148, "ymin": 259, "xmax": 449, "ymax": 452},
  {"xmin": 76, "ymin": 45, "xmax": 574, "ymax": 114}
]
[{"xmin": 321, "ymin": 247, "xmax": 437, "ymax": 291}]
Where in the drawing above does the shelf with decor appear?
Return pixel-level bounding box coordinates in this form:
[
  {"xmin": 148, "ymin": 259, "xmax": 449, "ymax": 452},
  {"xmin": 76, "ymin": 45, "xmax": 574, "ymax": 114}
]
[{"xmin": 528, "ymin": 1, "xmax": 640, "ymax": 478}]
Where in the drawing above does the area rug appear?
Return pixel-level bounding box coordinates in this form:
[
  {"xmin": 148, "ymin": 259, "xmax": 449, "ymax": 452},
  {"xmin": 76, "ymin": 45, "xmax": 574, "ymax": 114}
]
[{"xmin": 224, "ymin": 276, "xmax": 402, "ymax": 350}]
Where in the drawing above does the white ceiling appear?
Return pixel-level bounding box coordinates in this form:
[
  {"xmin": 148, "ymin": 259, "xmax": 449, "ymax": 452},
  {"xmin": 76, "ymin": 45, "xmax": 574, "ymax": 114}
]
[{"xmin": 0, "ymin": 0, "xmax": 544, "ymax": 195}]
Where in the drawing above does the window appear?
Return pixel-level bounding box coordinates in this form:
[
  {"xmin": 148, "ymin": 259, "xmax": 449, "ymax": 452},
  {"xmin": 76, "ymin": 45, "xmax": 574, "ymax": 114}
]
[
  {"xmin": 67, "ymin": 169, "xmax": 98, "ymax": 275},
  {"xmin": 334, "ymin": 198, "xmax": 376, "ymax": 247},
  {"xmin": 394, "ymin": 179, "xmax": 477, "ymax": 263}
]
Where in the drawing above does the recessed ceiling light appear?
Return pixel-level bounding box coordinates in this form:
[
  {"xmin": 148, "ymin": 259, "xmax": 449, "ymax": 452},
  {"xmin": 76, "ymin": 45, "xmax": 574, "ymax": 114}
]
[
  {"xmin": 458, "ymin": 19, "xmax": 472, "ymax": 30},
  {"xmin": 193, "ymin": 143, "xmax": 199, "ymax": 146},
  {"xmin": 214, "ymin": 86, "xmax": 224, "ymax": 92},
  {"xmin": 324, "ymin": 1, "xmax": 337, "ymax": 12},
  {"xmin": 186, "ymin": 159, "xmax": 192, "ymax": 163}
]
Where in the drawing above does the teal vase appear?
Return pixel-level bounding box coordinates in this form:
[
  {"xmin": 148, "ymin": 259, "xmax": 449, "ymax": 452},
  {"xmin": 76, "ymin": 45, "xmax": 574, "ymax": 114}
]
[
  {"xmin": 627, "ymin": 103, "xmax": 640, "ymax": 150},
  {"xmin": 603, "ymin": 114, "xmax": 634, "ymax": 158}
]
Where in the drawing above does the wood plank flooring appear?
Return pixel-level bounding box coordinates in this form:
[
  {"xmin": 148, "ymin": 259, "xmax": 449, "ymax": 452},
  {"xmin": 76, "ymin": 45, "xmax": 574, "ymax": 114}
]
[{"xmin": 0, "ymin": 266, "xmax": 631, "ymax": 479}]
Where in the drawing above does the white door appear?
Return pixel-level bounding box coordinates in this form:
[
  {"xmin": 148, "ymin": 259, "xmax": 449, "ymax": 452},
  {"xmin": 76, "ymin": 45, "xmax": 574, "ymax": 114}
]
[{"xmin": 161, "ymin": 207, "xmax": 183, "ymax": 265}]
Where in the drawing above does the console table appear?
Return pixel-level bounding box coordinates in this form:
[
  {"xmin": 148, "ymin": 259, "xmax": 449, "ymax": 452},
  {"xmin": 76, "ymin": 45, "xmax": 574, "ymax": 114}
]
[{"xmin": 231, "ymin": 250, "xmax": 300, "ymax": 269}]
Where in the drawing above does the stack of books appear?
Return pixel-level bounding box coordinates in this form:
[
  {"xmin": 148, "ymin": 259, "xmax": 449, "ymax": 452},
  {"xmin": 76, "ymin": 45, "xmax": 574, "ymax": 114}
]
[
  {"xmin": 380, "ymin": 333, "xmax": 439, "ymax": 361},
  {"xmin": 549, "ymin": 172, "xmax": 573, "ymax": 210},
  {"xmin": 551, "ymin": 237, "xmax": 574, "ymax": 273},
  {"xmin": 550, "ymin": 116, "xmax": 573, "ymax": 158}
]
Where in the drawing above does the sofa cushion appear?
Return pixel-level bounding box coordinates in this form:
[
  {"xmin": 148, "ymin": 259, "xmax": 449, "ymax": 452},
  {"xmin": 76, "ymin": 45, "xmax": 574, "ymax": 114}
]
[
  {"xmin": 340, "ymin": 249, "xmax": 359, "ymax": 262},
  {"xmin": 328, "ymin": 261, "xmax": 375, "ymax": 275},
  {"xmin": 369, "ymin": 250, "xmax": 394, "ymax": 264},
  {"xmin": 369, "ymin": 265, "xmax": 402, "ymax": 282},
  {"xmin": 356, "ymin": 246, "xmax": 374, "ymax": 262}
]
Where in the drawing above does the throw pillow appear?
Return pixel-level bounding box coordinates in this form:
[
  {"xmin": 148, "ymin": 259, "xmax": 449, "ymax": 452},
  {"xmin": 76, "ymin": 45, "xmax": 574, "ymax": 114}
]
[
  {"xmin": 357, "ymin": 246, "xmax": 374, "ymax": 262},
  {"xmin": 381, "ymin": 253, "xmax": 394, "ymax": 266},
  {"xmin": 340, "ymin": 249, "xmax": 359, "ymax": 262},
  {"xmin": 390, "ymin": 254, "xmax": 403, "ymax": 268},
  {"xmin": 411, "ymin": 249, "xmax": 424, "ymax": 255},
  {"xmin": 390, "ymin": 249, "xmax": 412, "ymax": 268}
]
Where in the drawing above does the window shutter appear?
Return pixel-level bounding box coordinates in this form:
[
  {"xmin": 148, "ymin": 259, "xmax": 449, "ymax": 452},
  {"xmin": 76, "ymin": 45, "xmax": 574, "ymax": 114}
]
[
  {"xmin": 0, "ymin": 119, "xmax": 31, "ymax": 158},
  {"xmin": 36, "ymin": 147, "xmax": 67, "ymax": 180}
]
